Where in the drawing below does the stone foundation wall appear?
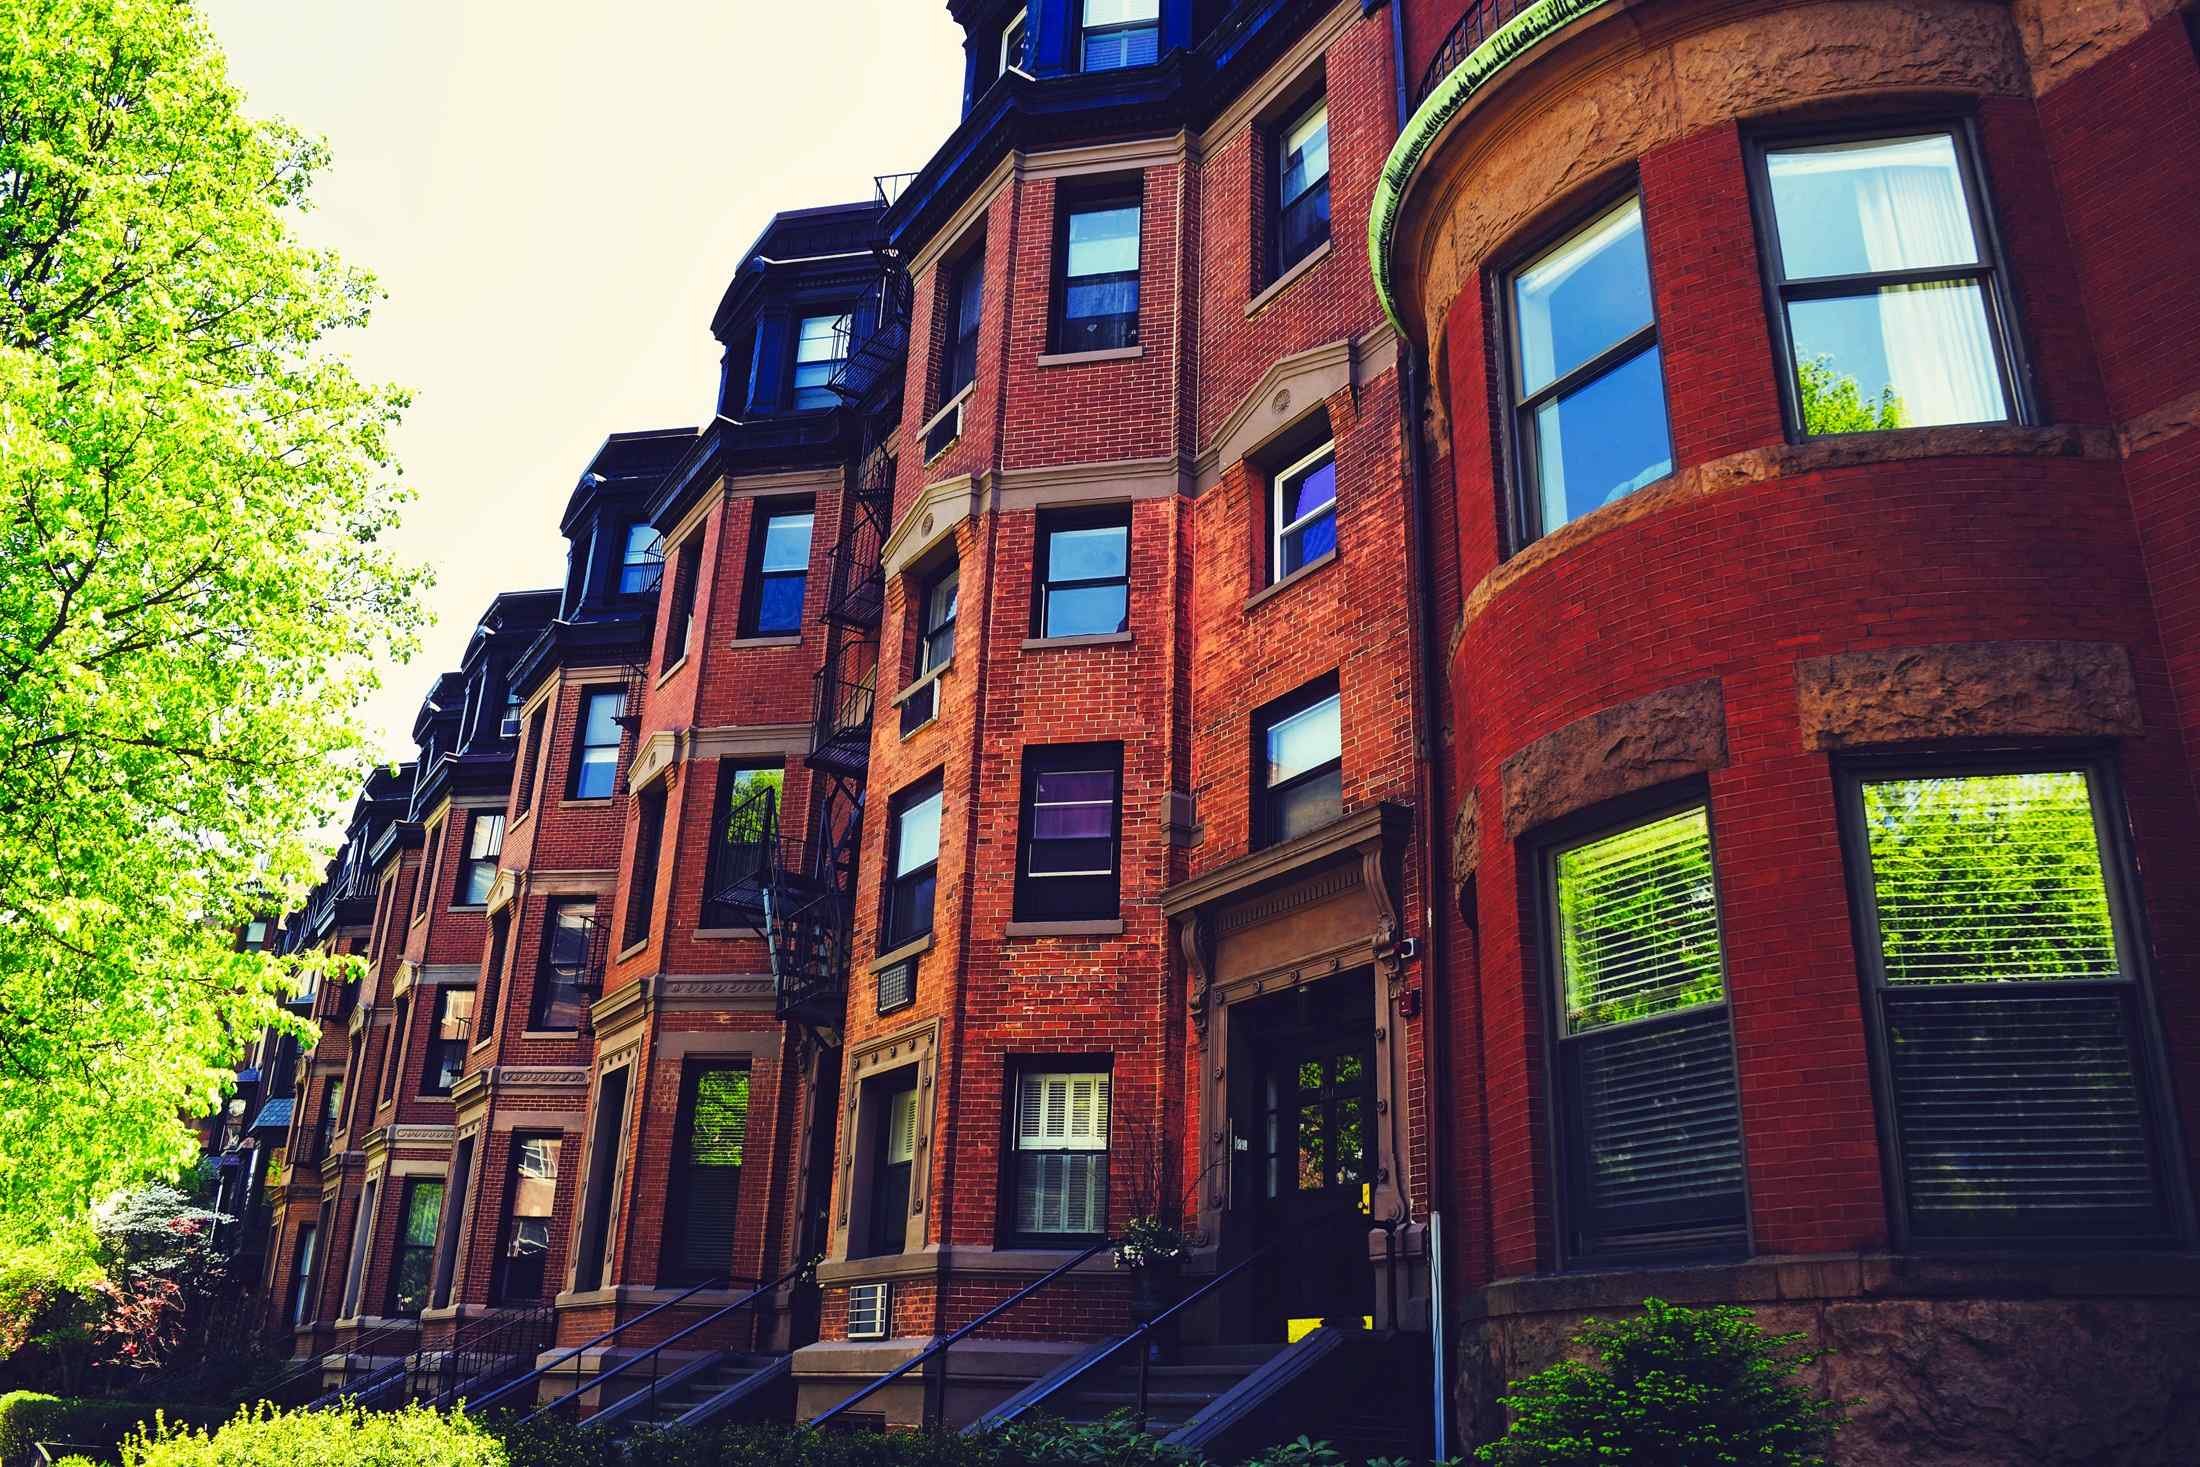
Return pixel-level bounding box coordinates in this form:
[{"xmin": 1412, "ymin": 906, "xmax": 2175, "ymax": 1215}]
[{"xmin": 1454, "ymin": 1255, "xmax": 2200, "ymax": 1465}]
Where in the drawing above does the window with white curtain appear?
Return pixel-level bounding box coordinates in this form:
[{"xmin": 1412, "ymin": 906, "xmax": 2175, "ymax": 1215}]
[
  {"xmin": 1757, "ymin": 129, "xmax": 2018, "ymax": 435},
  {"xmin": 1010, "ymin": 1068, "xmax": 1111, "ymax": 1239},
  {"xmin": 1080, "ymin": 0, "xmax": 1159, "ymax": 71},
  {"xmin": 1054, "ymin": 193, "xmax": 1142, "ymax": 352}
]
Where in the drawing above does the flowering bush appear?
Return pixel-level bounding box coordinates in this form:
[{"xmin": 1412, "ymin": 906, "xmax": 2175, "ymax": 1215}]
[{"xmin": 1113, "ymin": 1214, "xmax": 1192, "ymax": 1270}]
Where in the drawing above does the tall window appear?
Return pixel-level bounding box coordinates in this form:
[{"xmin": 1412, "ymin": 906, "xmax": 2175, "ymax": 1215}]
[
  {"xmin": 570, "ymin": 689, "xmax": 624, "ymax": 800},
  {"xmin": 1506, "ymin": 195, "xmax": 1670, "ymax": 543},
  {"xmin": 1756, "ymin": 128, "xmax": 2017, "ymax": 436},
  {"xmin": 1010, "ymin": 1069, "xmax": 1111, "ymax": 1240},
  {"xmin": 339, "ymin": 1177, "xmax": 377, "ymax": 1319},
  {"xmin": 791, "ymin": 312, "xmax": 850, "ymax": 410},
  {"xmin": 1271, "ymin": 441, "xmax": 1337, "ymax": 582},
  {"xmin": 1015, "ymin": 744, "xmax": 1123, "ymax": 922},
  {"xmin": 386, "ymin": 1178, "xmax": 444, "ymax": 1316},
  {"xmin": 664, "ymin": 1062, "xmax": 750, "ymax": 1285},
  {"xmin": 286, "ymin": 1222, "xmax": 319, "ymax": 1329},
  {"xmin": 999, "ymin": 7, "xmax": 1029, "ymax": 73},
  {"xmin": 1273, "ymin": 96, "xmax": 1331, "ymax": 279},
  {"xmin": 1053, "ymin": 194, "xmax": 1141, "ymax": 352},
  {"xmin": 457, "ymin": 812, "xmax": 503, "ymax": 906},
  {"xmin": 317, "ymin": 1076, "xmax": 345, "ymax": 1158},
  {"xmin": 515, "ymin": 704, "xmax": 549, "ymax": 812},
  {"xmin": 421, "ymin": 987, "xmax": 474, "ymax": 1097},
  {"xmin": 1843, "ymin": 763, "xmax": 2173, "ymax": 1244},
  {"xmin": 885, "ymin": 776, "xmax": 943, "ymax": 949},
  {"xmin": 703, "ymin": 764, "xmax": 783, "ymax": 927},
  {"xmin": 1035, "ymin": 507, "xmax": 1129, "ymax": 638},
  {"xmin": 919, "ymin": 564, "xmax": 959, "ymax": 675},
  {"xmin": 411, "ymin": 820, "xmax": 446, "ymax": 921},
  {"xmin": 428, "ymin": 1136, "xmax": 474, "ymax": 1312},
  {"xmin": 1547, "ymin": 803, "xmax": 1746, "ymax": 1261},
  {"xmin": 663, "ymin": 535, "xmax": 704, "ymax": 665},
  {"xmin": 943, "ymin": 253, "xmax": 984, "ymax": 402},
  {"xmin": 477, "ymin": 912, "xmax": 510, "ymax": 1046},
  {"xmin": 496, "ymin": 1136, "xmax": 561, "ymax": 1303},
  {"xmin": 861, "ymin": 1075, "xmax": 919, "ymax": 1258},
  {"xmin": 618, "ymin": 522, "xmax": 664, "ymax": 595},
  {"xmin": 1257, "ymin": 679, "xmax": 1342, "ymax": 846},
  {"xmin": 623, "ymin": 785, "xmax": 667, "ymax": 949},
  {"xmin": 376, "ymin": 995, "xmax": 409, "ymax": 1105},
  {"xmin": 531, "ymin": 900, "xmax": 594, "ymax": 1031},
  {"xmin": 572, "ymin": 1066, "xmax": 631, "ymax": 1294},
  {"xmin": 744, "ymin": 505, "xmax": 814, "ymax": 636},
  {"xmin": 1080, "ymin": 0, "xmax": 1159, "ymax": 70}
]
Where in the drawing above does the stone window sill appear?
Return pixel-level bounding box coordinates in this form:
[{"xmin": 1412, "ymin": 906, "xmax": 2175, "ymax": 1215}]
[
  {"xmin": 1004, "ymin": 918, "xmax": 1124, "ymax": 939},
  {"xmin": 1245, "ymin": 548, "xmax": 1338, "ymax": 613},
  {"xmin": 728, "ymin": 634, "xmax": 803, "ymax": 650},
  {"xmin": 1245, "ymin": 238, "xmax": 1332, "ymax": 319},
  {"xmin": 1021, "ymin": 630, "xmax": 1134, "ymax": 652},
  {"xmin": 654, "ymin": 653, "xmax": 689, "ymax": 688},
  {"xmin": 1036, "ymin": 344, "xmax": 1143, "ymax": 368},
  {"xmin": 694, "ymin": 925, "xmax": 764, "ymax": 941},
  {"xmin": 890, "ymin": 659, "xmax": 953, "ymax": 706},
  {"xmin": 615, "ymin": 938, "xmax": 648, "ymax": 963}
]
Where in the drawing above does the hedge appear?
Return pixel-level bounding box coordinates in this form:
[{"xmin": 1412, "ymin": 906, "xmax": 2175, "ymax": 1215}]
[
  {"xmin": 0, "ymin": 1393, "xmax": 213, "ymax": 1467},
  {"xmin": 118, "ymin": 1402, "xmax": 502, "ymax": 1467}
]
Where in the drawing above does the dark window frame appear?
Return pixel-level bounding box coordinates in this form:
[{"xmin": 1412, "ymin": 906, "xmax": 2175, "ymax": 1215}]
[
  {"xmin": 740, "ymin": 499, "xmax": 815, "ymax": 639},
  {"xmin": 1269, "ymin": 89, "xmax": 1332, "ymax": 282},
  {"xmin": 384, "ymin": 1176, "xmax": 444, "ymax": 1317},
  {"xmin": 456, "ymin": 810, "xmax": 503, "ymax": 907},
  {"xmin": 1253, "ymin": 674, "xmax": 1343, "ymax": 849},
  {"xmin": 1833, "ymin": 748, "xmax": 2187, "ymax": 1249},
  {"xmin": 1744, "ymin": 115, "xmax": 2032, "ymax": 441},
  {"xmin": 917, "ymin": 560, "xmax": 960, "ymax": 676},
  {"xmin": 622, "ymin": 783, "xmax": 668, "ymax": 950},
  {"xmin": 617, "ymin": 521, "xmax": 665, "ymax": 596},
  {"xmin": 1032, "ymin": 504, "xmax": 1131, "ymax": 639},
  {"xmin": 1532, "ymin": 784, "xmax": 1752, "ymax": 1268},
  {"xmin": 515, "ymin": 704, "xmax": 550, "ymax": 813},
  {"xmin": 286, "ymin": 1221, "xmax": 320, "ymax": 1329},
  {"xmin": 940, "ymin": 247, "xmax": 985, "ymax": 407},
  {"xmin": 1497, "ymin": 184, "xmax": 1674, "ymax": 552},
  {"xmin": 411, "ymin": 819, "xmax": 445, "ymax": 924},
  {"xmin": 1078, "ymin": 0, "xmax": 1160, "ymax": 71},
  {"xmin": 569, "ymin": 688, "xmax": 624, "ymax": 801},
  {"xmin": 787, "ymin": 308, "xmax": 852, "ymax": 411},
  {"xmin": 998, "ymin": 1055, "xmax": 1114, "ymax": 1248},
  {"xmin": 661, "ymin": 1058, "xmax": 752, "ymax": 1286},
  {"xmin": 702, "ymin": 761, "xmax": 784, "ymax": 929},
  {"xmin": 476, "ymin": 909, "xmax": 511, "ymax": 1048},
  {"xmin": 1050, "ymin": 185, "xmax": 1143, "ymax": 353},
  {"xmin": 494, "ymin": 1132, "xmax": 562, "ymax": 1304},
  {"xmin": 883, "ymin": 773, "xmax": 944, "ymax": 951},
  {"xmin": 529, "ymin": 898, "xmax": 595, "ymax": 1032},
  {"xmin": 662, "ymin": 533, "xmax": 704, "ymax": 667},
  {"xmin": 420, "ymin": 984, "xmax": 474, "ymax": 1097},
  {"xmin": 1014, "ymin": 743, "xmax": 1124, "ymax": 922}
]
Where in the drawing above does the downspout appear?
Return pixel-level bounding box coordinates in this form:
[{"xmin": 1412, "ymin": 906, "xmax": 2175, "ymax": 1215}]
[{"xmin": 1387, "ymin": 0, "xmax": 1454, "ymax": 1456}]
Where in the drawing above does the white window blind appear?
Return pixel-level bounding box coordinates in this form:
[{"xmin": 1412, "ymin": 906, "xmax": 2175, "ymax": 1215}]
[
  {"xmin": 887, "ymin": 1086, "xmax": 918, "ymax": 1166},
  {"xmin": 1555, "ymin": 805, "xmax": 1725, "ymax": 1031},
  {"xmin": 1014, "ymin": 1072, "xmax": 1109, "ymax": 1236}
]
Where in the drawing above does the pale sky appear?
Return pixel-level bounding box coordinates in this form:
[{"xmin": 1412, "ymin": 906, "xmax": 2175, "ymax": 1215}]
[{"xmin": 202, "ymin": 2, "xmax": 967, "ymax": 760}]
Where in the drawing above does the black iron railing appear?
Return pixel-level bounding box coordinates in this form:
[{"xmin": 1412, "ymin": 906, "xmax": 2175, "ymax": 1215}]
[
  {"xmin": 464, "ymin": 1274, "xmax": 730, "ymax": 1416},
  {"xmin": 1415, "ymin": 0, "xmax": 1537, "ymax": 106},
  {"xmin": 293, "ymin": 1319, "xmax": 423, "ymax": 1410},
  {"xmin": 704, "ymin": 782, "xmax": 781, "ymax": 928},
  {"xmin": 419, "ymin": 1303, "xmax": 559, "ymax": 1408},
  {"xmin": 809, "ymin": 654, "xmax": 878, "ymax": 776}
]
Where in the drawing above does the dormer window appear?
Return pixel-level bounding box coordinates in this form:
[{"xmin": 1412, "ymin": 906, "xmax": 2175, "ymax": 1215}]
[
  {"xmin": 1081, "ymin": 0, "xmax": 1159, "ymax": 71},
  {"xmin": 618, "ymin": 523, "xmax": 664, "ymax": 595},
  {"xmin": 792, "ymin": 312, "xmax": 850, "ymax": 410}
]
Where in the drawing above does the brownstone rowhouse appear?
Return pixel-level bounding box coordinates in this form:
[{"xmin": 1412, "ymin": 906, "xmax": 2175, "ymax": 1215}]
[{"xmin": 1384, "ymin": 0, "xmax": 2200, "ymax": 1458}]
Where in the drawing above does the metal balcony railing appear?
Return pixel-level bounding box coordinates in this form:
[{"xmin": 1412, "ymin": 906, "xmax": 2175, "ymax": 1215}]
[
  {"xmin": 808, "ymin": 654, "xmax": 877, "ymax": 778},
  {"xmin": 1415, "ymin": 0, "xmax": 1537, "ymax": 106}
]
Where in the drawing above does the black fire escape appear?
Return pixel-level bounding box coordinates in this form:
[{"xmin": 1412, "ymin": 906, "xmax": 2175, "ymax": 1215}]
[{"xmin": 708, "ymin": 178, "xmax": 912, "ymax": 1036}]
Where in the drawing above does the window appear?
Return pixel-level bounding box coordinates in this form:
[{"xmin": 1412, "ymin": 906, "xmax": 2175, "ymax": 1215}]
[
  {"xmin": 1546, "ymin": 802, "xmax": 1746, "ymax": 1261},
  {"xmin": 623, "ymin": 784, "xmax": 667, "ymax": 950},
  {"xmin": 1273, "ymin": 96, "xmax": 1331, "ymax": 279},
  {"xmin": 1257, "ymin": 679, "xmax": 1342, "ymax": 846},
  {"xmin": 1009, "ymin": 1069, "xmax": 1111, "ymax": 1240},
  {"xmin": 1756, "ymin": 128, "xmax": 2017, "ymax": 436},
  {"xmin": 531, "ymin": 900, "xmax": 594, "ymax": 1031},
  {"xmin": 1843, "ymin": 763, "xmax": 2173, "ymax": 1244},
  {"xmin": 495, "ymin": 1136, "xmax": 561, "ymax": 1303},
  {"xmin": 1271, "ymin": 442, "xmax": 1337, "ymax": 582},
  {"xmin": 1053, "ymin": 194, "xmax": 1141, "ymax": 352},
  {"xmin": 570, "ymin": 689, "xmax": 624, "ymax": 800},
  {"xmin": 376, "ymin": 995, "xmax": 408, "ymax": 1105},
  {"xmin": 919, "ymin": 564, "xmax": 959, "ymax": 675},
  {"xmin": 421, "ymin": 987, "xmax": 474, "ymax": 1096},
  {"xmin": 791, "ymin": 312, "xmax": 850, "ymax": 410},
  {"xmin": 1505, "ymin": 195, "xmax": 1672, "ymax": 543},
  {"xmin": 859, "ymin": 1073, "xmax": 919, "ymax": 1258},
  {"xmin": 663, "ymin": 535, "xmax": 704, "ymax": 665},
  {"xmin": 339, "ymin": 1177, "xmax": 377, "ymax": 1319},
  {"xmin": 884, "ymin": 777, "xmax": 943, "ymax": 949},
  {"xmin": 411, "ymin": 820, "xmax": 445, "ymax": 922},
  {"xmin": 428, "ymin": 1136, "xmax": 473, "ymax": 1311},
  {"xmin": 572, "ymin": 1066, "xmax": 631, "ymax": 1293},
  {"xmin": 477, "ymin": 911, "xmax": 510, "ymax": 1046},
  {"xmin": 515, "ymin": 704, "xmax": 549, "ymax": 811},
  {"xmin": 618, "ymin": 522, "xmax": 664, "ymax": 595},
  {"xmin": 457, "ymin": 812, "xmax": 503, "ymax": 906},
  {"xmin": 1080, "ymin": 0, "xmax": 1158, "ymax": 70},
  {"xmin": 703, "ymin": 764, "xmax": 783, "ymax": 928},
  {"xmin": 318, "ymin": 1077, "xmax": 345, "ymax": 1157},
  {"xmin": 386, "ymin": 1178, "xmax": 444, "ymax": 1316},
  {"xmin": 999, "ymin": 7, "xmax": 1029, "ymax": 73},
  {"xmin": 942, "ymin": 252, "xmax": 984, "ymax": 403},
  {"xmin": 664, "ymin": 1062, "xmax": 750, "ymax": 1284},
  {"xmin": 1015, "ymin": 744, "xmax": 1123, "ymax": 922},
  {"xmin": 744, "ymin": 505, "xmax": 813, "ymax": 637},
  {"xmin": 1035, "ymin": 508, "xmax": 1129, "ymax": 638},
  {"xmin": 286, "ymin": 1222, "xmax": 319, "ymax": 1329}
]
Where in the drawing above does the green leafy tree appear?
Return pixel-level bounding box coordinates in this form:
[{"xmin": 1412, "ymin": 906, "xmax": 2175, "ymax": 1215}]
[
  {"xmin": 1477, "ymin": 1299, "xmax": 1849, "ymax": 1466},
  {"xmin": 1796, "ymin": 356, "xmax": 1906, "ymax": 435},
  {"xmin": 0, "ymin": 0, "xmax": 424, "ymax": 1275}
]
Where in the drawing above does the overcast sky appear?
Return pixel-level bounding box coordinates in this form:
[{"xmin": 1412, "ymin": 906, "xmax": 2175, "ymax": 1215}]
[{"xmin": 201, "ymin": 2, "xmax": 967, "ymax": 760}]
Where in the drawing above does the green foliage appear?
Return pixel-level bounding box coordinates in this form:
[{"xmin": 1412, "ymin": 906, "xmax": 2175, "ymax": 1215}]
[
  {"xmin": 1238, "ymin": 1438, "xmax": 1344, "ymax": 1467},
  {"xmin": 121, "ymin": 1402, "xmax": 503, "ymax": 1467},
  {"xmin": 0, "ymin": 1392, "xmax": 216, "ymax": 1464},
  {"xmin": 0, "ymin": 0, "xmax": 425, "ymax": 1271},
  {"xmin": 1475, "ymin": 1299, "xmax": 1849, "ymax": 1466},
  {"xmin": 1555, "ymin": 808, "xmax": 1723, "ymax": 1029},
  {"xmin": 1796, "ymin": 356, "xmax": 1907, "ymax": 435},
  {"xmin": 987, "ymin": 1410, "xmax": 1204, "ymax": 1465}
]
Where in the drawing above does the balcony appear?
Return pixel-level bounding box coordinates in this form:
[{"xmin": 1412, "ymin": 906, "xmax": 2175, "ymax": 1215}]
[
  {"xmin": 1414, "ymin": 0, "xmax": 1540, "ymax": 107},
  {"xmin": 809, "ymin": 653, "xmax": 878, "ymax": 779}
]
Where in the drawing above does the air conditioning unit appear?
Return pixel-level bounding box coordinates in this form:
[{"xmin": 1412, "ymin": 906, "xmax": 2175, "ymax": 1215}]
[
  {"xmin": 876, "ymin": 959, "xmax": 916, "ymax": 1015},
  {"xmin": 847, "ymin": 1281, "xmax": 890, "ymax": 1340},
  {"xmin": 920, "ymin": 398, "xmax": 963, "ymax": 463},
  {"xmin": 897, "ymin": 678, "xmax": 939, "ymax": 738}
]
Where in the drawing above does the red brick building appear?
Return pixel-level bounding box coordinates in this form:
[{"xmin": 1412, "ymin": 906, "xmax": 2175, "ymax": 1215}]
[{"xmin": 239, "ymin": 0, "xmax": 2200, "ymax": 1457}]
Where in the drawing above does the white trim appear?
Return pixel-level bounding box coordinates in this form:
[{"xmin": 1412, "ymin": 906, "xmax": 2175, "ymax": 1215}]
[{"xmin": 1270, "ymin": 440, "xmax": 1338, "ymax": 584}]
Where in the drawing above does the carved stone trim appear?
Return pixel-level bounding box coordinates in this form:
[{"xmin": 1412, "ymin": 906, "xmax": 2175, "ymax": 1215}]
[
  {"xmin": 658, "ymin": 976, "xmax": 775, "ymax": 1006},
  {"xmin": 833, "ymin": 1021, "xmax": 941, "ymax": 1261},
  {"xmin": 411, "ymin": 964, "xmax": 476, "ymax": 989},
  {"xmin": 483, "ymin": 868, "xmax": 520, "ymax": 915},
  {"xmin": 1795, "ymin": 641, "xmax": 2142, "ymax": 750},
  {"xmin": 1500, "ymin": 680, "xmax": 1727, "ymax": 838},
  {"xmin": 388, "ymin": 1124, "xmax": 454, "ymax": 1146},
  {"xmin": 493, "ymin": 1067, "xmax": 589, "ymax": 1091},
  {"xmin": 1218, "ymin": 862, "xmax": 1362, "ymax": 935},
  {"xmin": 881, "ymin": 473, "xmax": 984, "ymax": 582},
  {"xmin": 632, "ymin": 724, "xmax": 812, "ymax": 794},
  {"xmin": 589, "ymin": 976, "xmax": 652, "ymax": 1039}
]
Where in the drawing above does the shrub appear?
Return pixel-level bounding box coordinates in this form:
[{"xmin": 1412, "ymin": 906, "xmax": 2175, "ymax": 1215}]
[
  {"xmin": 119, "ymin": 1401, "xmax": 505, "ymax": 1467},
  {"xmin": 987, "ymin": 1410, "xmax": 1204, "ymax": 1465},
  {"xmin": 0, "ymin": 1392, "xmax": 209, "ymax": 1465},
  {"xmin": 1475, "ymin": 1298, "xmax": 1849, "ymax": 1466}
]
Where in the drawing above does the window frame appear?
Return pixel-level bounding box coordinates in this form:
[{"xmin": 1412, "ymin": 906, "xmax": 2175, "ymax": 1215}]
[
  {"xmin": 622, "ymin": 782, "xmax": 668, "ymax": 950},
  {"xmin": 1270, "ymin": 92, "xmax": 1332, "ymax": 282},
  {"xmin": 384, "ymin": 1176, "xmax": 445, "ymax": 1318},
  {"xmin": 1014, "ymin": 743, "xmax": 1125, "ymax": 923},
  {"xmin": 1254, "ymin": 675, "xmax": 1343, "ymax": 849},
  {"xmin": 411, "ymin": 819, "xmax": 445, "ymax": 924},
  {"xmin": 788, "ymin": 309, "xmax": 851, "ymax": 411},
  {"xmin": 883, "ymin": 774, "xmax": 944, "ymax": 951},
  {"xmin": 702, "ymin": 761, "xmax": 784, "ymax": 929},
  {"xmin": 1000, "ymin": 1058, "xmax": 1114, "ymax": 1247},
  {"xmin": 456, "ymin": 810, "xmax": 503, "ymax": 908},
  {"xmin": 515, "ymin": 703, "xmax": 549, "ymax": 813},
  {"xmin": 1832, "ymin": 749, "xmax": 2187, "ymax": 1249},
  {"xmin": 661, "ymin": 1058, "xmax": 752, "ymax": 1285},
  {"xmin": 420, "ymin": 984, "xmax": 474, "ymax": 1097},
  {"xmin": 529, "ymin": 898, "xmax": 595, "ymax": 1032},
  {"xmin": 1744, "ymin": 116, "xmax": 2031, "ymax": 441},
  {"xmin": 1078, "ymin": 0, "xmax": 1160, "ymax": 71},
  {"xmin": 569, "ymin": 689, "xmax": 624, "ymax": 801},
  {"xmin": 918, "ymin": 561, "xmax": 960, "ymax": 677},
  {"xmin": 941, "ymin": 248, "xmax": 985, "ymax": 406},
  {"xmin": 999, "ymin": 7, "xmax": 1029, "ymax": 75},
  {"xmin": 617, "ymin": 521, "xmax": 665, "ymax": 597},
  {"xmin": 1051, "ymin": 187, "xmax": 1143, "ymax": 354},
  {"xmin": 1498, "ymin": 187, "xmax": 1674, "ymax": 551},
  {"xmin": 662, "ymin": 533, "xmax": 704, "ymax": 667},
  {"xmin": 1032, "ymin": 504, "xmax": 1131, "ymax": 639},
  {"xmin": 1533, "ymin": 787, "xmax": 1752, "ymax": 1268},
  {"xmin": 1269, "ymin": 439, "xmax": 1339, "ymax": 585},
  {"xmin": 287, "ymin": 1221, "xmax": 320, "ymax": 1329},
  {"xmin": 494, "ymin": 1132, "xmax": 562, "ymax": 1304},
  {"xmin": 740, "ymin": 500, "xmax": 815, "ymax": 639}
]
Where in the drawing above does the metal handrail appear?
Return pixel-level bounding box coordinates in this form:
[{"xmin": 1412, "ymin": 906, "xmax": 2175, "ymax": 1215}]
[
  {"xmin": 518, "ymin": 1264, "xmax": 800, "ymax": 1426},
  {"xmin": 278, "ymin": 1318, "xmax": 419, "ymax": 1409},
  {"xmin": 423, "ymin": 1302, "xmax": 558, "ymax": 1408},
  {"xmin": 463, "ymin": 1273, "xmax": 731, "ymax": 1415},
  {"xmin": 809, "ymin": 1238, "xmax": 1114, "ymax": 1429}
]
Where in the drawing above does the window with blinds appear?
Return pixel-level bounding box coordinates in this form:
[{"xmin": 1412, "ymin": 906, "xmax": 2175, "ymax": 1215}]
[
  {"xmin": 1851, "ymin": 766, "xmax": 2172, "ymax": 1243},
  {"xmin": 666, "ymin": 1063, "xmax": 749, "ymax": 1284},
  {"xmin": 1010, "ymin": 1070, "xmax": 1110, "ymax": 1240},
  {"xmin": 1549, "ymin": 804, "xmax": 1747, "ymax": 1260}
]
